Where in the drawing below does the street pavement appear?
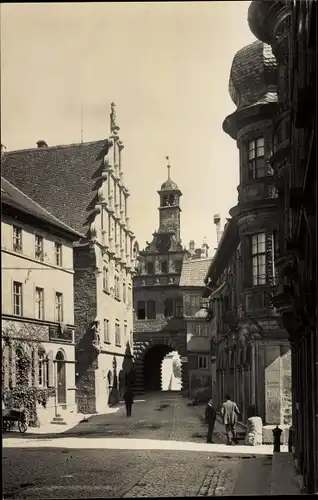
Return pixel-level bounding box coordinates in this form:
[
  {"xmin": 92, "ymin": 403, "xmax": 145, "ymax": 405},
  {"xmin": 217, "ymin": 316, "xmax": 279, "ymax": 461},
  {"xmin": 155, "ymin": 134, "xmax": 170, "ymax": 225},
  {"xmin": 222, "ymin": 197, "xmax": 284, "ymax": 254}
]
[{"xmin": 2, "ymin": 391, "xmax": 275, "ymax": 498}]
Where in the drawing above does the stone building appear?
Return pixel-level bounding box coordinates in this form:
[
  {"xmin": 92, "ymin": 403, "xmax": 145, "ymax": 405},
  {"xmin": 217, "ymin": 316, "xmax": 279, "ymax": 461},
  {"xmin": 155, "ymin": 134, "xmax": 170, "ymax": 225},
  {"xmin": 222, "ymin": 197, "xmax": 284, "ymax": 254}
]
[
  {"xmin": 203, "ymin": 38, "xmax": 292, "ymax": 438},
  {"xmin": 1, "ymin": 177, "xmax": 82, "ymax": 425},
  {"xmin": 179, "ymin": 257, "xmax": 214, "ymax": 399},
  {"xmin": 1, "ymin": 103, "xmax": 137, "ymax": 414},
  {"xmin": 133, "ymin": 162, "xmax": 190, "ymax": 394},
  {"xmin": 248, "ymin": 0, "xmax": 317, "ymax": 492}
]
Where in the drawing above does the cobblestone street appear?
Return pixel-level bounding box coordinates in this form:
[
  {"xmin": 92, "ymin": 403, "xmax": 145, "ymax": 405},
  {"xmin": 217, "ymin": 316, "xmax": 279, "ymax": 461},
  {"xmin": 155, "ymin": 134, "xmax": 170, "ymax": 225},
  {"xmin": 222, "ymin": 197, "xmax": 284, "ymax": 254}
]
[{"xmin": 2, "ymin": 392, "xmax": 274, "ymax": 498}]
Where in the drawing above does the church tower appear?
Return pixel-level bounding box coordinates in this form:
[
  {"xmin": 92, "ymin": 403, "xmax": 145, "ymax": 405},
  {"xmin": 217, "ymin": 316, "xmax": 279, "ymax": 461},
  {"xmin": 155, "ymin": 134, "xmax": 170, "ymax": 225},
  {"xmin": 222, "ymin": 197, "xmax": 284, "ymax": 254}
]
[{"xmin": 157, "ymin": 157, "xmax": 182, "ymax": 242}]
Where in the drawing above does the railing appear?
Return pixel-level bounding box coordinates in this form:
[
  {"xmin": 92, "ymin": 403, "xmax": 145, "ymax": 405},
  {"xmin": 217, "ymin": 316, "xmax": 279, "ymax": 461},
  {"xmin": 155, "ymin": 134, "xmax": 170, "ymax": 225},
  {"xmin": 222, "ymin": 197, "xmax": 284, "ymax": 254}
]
[{"xmin": 49, "ymin": 325, "xmax": 73, "ymax": 342}]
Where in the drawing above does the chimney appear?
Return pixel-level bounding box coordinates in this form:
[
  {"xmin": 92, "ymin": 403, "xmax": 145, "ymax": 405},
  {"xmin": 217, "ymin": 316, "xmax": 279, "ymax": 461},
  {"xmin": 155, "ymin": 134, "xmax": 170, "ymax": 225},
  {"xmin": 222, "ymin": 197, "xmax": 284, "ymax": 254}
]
[
  {"xmin": 201, "ymin": 238, "xmax": 209, "ymax": 258},
  {"xmin": 36, "ymin": 140, "xmax": 48, "ymax": 148},
  {"xmin": 189, "ymin": 240, "xmax": 195, "ymax": 253}
]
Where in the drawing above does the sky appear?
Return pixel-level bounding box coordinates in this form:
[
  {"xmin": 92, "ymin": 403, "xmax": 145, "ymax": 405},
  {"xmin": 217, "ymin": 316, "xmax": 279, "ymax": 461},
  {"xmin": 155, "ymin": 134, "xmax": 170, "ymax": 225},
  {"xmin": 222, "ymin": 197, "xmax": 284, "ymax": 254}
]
[{"xmin": 1, "ymin": 2, "xmax": 256, "ymax": 253}]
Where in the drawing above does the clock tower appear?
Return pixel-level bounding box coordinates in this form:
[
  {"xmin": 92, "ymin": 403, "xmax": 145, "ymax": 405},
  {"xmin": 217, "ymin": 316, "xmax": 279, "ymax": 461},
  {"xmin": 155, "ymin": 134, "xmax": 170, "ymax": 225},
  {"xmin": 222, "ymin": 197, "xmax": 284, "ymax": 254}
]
[{"xmin": 157, "ymin": 157, "xmax": 182, "ymax": 242}]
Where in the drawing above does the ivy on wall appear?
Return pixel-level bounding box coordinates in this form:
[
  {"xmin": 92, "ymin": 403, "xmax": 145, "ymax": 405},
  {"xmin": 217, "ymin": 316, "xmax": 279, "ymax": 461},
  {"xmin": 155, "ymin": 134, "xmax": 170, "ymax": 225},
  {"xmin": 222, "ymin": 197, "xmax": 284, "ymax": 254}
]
[{"xmin": 2, "ymin": 334, "xmax": 55, "ymax": 427}]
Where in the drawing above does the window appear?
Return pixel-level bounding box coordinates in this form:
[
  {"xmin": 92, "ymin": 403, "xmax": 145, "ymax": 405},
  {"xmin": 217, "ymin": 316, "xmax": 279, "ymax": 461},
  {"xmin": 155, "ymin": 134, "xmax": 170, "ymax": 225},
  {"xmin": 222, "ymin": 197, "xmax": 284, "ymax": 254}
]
[
  {"xmin": 128, "ymin": 284, "xmax": 132, "ymax": 307},
  {"xmin": 124, "ymin": 324, "xmax": 127, "ymax": 339},
  {"xmin": 103, "ymin": 319, "xmax": 110, "ymax": 343},
  {"xmin": 55, "ymin": 292, "xmax": 63, "ymax": 322},
  {"xmin": 103, "ymin": 267, "xmax": 109, "ymax": 292},
  {"xmin": 114, "ymin": 273, "xmax": 120, "ymax": 300},
  {"xmin": 137, "ymin": 301, "xmax": 146, "ymax": 320},
  {"xmin": 198, "ymin": 355, "xmax": 209, "ymax": 369},
  {"xmin": 164, "ymin": 298, "xmax": 174, "ymax": 318},
  {"xmin": 248, "ymin": 137, "xmax": 267, "ymax": 178},
  {"xmin": 115, "ymin": 323, "xmax": 121, "ymax": 346},
  {"xmin": 55, "ymin": 243, "xmax": 62, "ymax": 266},
  {"xmin": 38, "ymin": 351, "xmax": 46, "ymax": 386},
  {"xmin": 123, "ymin": 281, "xmax": 126, "ymax": 303},
  {"xmin": 146, "ymin": 262, "xmax": 154, "ymax": 274},
  {"xmin": 199, "ymin": 325, "xmax": 208, "ymax": 337},
  {"xmin": 35, "ymin": 287, "xmax": 44, "ymax": 320},
  {"xmin": 175, "ymin": 260, "xmax": 182, "ymax": 273},
  {"xmin": 13, "ymin": 226, "xmax": 22, "ymax": 252},
  {"xmin": 251, "ymin": 233, "xmax": 266, "ymax": 285},
  {"xmin": 175, "ymin": 299, "xmax": 183, "ymax": 318},
  {"xmin": 189, "ymin": 296, "xmax": 200, "ymax": 315},
  {"xmin": 147, "ymin": 300, "xmax": 156, "ymax": 319},
  {"xmin": 13, "ymin": 282, "xmax": 23, "ymax": 316},
  {"xmin": 161, "ymin": 261, "xmax": 168, "ymax": 273},
  {"xmin": 193, "ymin": 324, "xmax": 200, "ymax": 335},
  {"xmin": 35, "ymin": 235, "xmax": 44, "ymax": 261}
]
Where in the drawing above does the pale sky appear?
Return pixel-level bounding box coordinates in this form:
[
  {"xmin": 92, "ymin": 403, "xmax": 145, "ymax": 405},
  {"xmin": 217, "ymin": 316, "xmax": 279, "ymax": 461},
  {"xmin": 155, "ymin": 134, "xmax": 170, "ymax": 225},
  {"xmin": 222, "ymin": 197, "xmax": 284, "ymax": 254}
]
[{"xmin": 1, "ymin": 2, "xmax": 256, "ymax": 253}]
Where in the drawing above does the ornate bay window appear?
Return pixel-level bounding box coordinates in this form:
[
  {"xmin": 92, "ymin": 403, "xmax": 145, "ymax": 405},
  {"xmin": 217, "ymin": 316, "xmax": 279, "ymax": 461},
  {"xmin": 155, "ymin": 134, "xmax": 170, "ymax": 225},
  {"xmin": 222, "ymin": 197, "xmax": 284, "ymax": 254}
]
[{"xmin": 251, "ymin": 232, "xmax": 266, "ymax": 285}]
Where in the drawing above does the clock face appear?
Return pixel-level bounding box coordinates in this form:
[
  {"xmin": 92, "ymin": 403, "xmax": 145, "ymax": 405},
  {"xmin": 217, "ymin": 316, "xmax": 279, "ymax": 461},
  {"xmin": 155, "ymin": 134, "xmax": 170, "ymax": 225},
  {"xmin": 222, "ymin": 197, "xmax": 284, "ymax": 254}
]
[{"xmin": 156, "ymin": 234, "xmax": 171, "ymax": 253}]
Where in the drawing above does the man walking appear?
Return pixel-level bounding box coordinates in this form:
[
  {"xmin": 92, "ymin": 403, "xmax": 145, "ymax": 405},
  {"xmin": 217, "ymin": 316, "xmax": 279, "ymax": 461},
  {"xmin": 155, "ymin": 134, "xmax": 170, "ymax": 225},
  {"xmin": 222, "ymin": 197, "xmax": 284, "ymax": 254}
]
[
  {"xmin": 123, "ymin": 388, "xmax": 134, "ymax": 417},
  {"xmin": 205, "ymin": 398, "xmax": 217, "ymax": 443},
  {"xmin": 221, "ymin": 394, "xmax": 240, "ymax": 445}
]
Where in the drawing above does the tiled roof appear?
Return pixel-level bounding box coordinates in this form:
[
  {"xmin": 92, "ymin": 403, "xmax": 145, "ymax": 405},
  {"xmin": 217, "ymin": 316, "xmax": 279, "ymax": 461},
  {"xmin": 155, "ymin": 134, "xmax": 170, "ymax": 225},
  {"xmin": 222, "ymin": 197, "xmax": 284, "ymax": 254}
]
[
  {"xmin": 179, "ymin": 257, "xmax": 213, "ymax": 288},
  {"xmin": 1, "ymin": 177, "xmax": 84, "ymax": 237},
  {"xmin": 1, "ymin": 140, "xmax": 108, "ymax": 235},
  {"xmin": 229, "ymin": 40, "xmax": 277, "ymax": 111}
]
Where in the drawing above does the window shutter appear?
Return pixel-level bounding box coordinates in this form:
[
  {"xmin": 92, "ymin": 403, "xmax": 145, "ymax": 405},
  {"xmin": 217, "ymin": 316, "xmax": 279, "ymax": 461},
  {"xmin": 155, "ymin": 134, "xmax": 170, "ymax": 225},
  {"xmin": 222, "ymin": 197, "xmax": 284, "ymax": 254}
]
[
  {"xmin": 11, "ymin": 348, "xmax": 16, "ymax": 388},
  {"xmin": 3, "ymin": 346, "xmax": 10, "ymax": 389},
  {"xmin": 47, "ymin": 351, "xmax": 54, "ymax": 388},
  {"xmin": 33, "ymin": 349, "xmax": 39, "ymax": 388}
]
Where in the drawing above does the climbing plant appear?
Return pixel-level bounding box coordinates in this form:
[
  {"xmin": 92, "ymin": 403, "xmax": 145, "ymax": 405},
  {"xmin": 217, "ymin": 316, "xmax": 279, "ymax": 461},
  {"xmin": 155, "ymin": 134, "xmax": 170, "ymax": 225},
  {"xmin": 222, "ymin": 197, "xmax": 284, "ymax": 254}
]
[{"xmin": 2, "ymin": 332, "xmax": 55, "ymax": 427}]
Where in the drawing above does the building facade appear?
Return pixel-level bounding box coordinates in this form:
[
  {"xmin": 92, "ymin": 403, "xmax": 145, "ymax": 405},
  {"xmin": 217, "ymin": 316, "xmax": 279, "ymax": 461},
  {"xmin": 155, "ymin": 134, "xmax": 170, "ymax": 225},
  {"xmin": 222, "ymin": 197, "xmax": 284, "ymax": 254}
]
[
  {"xmin": 1, "ymin": 103, "xmax": 137, "ymax": 414},
  {"xmin": 133, "ymin": 164, "xmax": 190, "ymax": 394},
  {"xmin": 180, "ymin": 257, "xmax": 215, "ymax": 399},
  {"xmin": 248, "ymin": 0, "xmax": 317, "ymax": 492},
  {"xmin": 1, "ymin": 177, "xmax": 82, "ymax": 425},
  {"xmin": 204, "ymin": 38, "xmax": 292, "ymax": 438}
]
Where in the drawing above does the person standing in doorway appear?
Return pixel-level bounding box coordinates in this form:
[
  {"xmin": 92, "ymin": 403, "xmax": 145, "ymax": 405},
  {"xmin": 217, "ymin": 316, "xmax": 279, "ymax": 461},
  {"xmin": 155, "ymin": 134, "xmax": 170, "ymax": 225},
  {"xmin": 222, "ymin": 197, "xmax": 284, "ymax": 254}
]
[
  {"xmin": 221, "ymin": 394, "xmax": 240, "ymax": 445},
  {"xmin": 205, "ymin": 398, "xmax": 217, "ymax": 443},
  {"xmin": 124, "ymin": 388, "xmax": 134, "ymax": 417}
]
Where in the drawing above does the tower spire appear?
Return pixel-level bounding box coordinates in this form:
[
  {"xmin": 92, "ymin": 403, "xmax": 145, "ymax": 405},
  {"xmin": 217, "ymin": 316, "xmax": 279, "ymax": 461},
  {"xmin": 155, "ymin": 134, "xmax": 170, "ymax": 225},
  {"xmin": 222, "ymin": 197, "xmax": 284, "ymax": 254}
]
[{"xmin": 166, "ymin": 156, "xmax": 171, "ymax": 180}]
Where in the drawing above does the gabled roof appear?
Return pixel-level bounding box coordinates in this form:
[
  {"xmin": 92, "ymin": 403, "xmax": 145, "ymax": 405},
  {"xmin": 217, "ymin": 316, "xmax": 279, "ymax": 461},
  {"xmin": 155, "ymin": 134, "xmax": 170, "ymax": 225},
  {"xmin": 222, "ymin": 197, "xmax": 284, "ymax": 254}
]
[
  {"xmin": 179, "ymin": 257, "xmax": 213, "ymax": 288},
  {"xmin": 1, "ymin": 177, "xmax": 84, "ymax": 238},
  {"xmin": 1, "ymin": 140, "xmax": 109, "ymax": 235}
]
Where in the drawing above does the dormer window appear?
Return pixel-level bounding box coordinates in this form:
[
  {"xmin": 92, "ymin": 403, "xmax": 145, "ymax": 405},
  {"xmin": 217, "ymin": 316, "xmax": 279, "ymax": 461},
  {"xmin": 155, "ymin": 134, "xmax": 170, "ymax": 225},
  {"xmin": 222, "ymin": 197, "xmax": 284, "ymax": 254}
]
[{"xmin": 248, "ymin": 137, "xmax": 266, "ymax": 178}]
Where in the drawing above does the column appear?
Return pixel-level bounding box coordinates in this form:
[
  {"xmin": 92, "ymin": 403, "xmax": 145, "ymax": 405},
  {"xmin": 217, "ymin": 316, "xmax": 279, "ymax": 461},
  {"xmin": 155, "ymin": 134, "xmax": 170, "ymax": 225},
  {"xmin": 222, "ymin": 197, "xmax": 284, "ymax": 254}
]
[
  {"xmin": 251, "ymin": 343, "xmax": 256, "ymax": 407},
  {"xmin": 124, "ymin": 194, "xmax": 127, "ymax": 217}
]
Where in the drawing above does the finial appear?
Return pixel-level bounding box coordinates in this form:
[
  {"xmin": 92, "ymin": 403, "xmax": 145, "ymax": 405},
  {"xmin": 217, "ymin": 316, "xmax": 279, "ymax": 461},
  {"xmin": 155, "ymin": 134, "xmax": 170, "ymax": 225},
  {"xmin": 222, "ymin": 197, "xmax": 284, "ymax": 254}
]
[
  {"xmin": 166, "ymin": 156, "xmax": 171, "ymax": 180},
  {"xmin": 110, "ymin": 102, "xmax": 117, "ymax": 131}
]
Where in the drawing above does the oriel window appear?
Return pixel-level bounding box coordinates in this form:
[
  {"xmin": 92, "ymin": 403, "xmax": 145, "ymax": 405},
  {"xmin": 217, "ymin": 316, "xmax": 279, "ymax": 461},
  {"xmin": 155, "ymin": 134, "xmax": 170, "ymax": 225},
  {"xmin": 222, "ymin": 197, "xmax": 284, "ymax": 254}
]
[{"xmin": 251, "ymin": 233, "xmax": 266, "ymax": 285}]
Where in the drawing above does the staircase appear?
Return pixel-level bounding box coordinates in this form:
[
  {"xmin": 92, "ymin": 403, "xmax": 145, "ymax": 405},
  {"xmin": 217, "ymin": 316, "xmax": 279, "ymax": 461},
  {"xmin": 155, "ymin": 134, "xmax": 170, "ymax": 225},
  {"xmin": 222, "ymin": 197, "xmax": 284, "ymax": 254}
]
[{"xmin": 50, "ymin": 414, "xmax": 67, "ymax": 425}]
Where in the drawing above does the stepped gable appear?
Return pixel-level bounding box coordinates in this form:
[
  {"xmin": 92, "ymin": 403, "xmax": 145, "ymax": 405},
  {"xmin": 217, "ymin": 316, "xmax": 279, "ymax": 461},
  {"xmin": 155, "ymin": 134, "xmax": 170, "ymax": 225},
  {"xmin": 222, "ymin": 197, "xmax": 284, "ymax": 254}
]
[{"xmin": 1, "ymin": 139, "xmax": 108, "ymax": 235}]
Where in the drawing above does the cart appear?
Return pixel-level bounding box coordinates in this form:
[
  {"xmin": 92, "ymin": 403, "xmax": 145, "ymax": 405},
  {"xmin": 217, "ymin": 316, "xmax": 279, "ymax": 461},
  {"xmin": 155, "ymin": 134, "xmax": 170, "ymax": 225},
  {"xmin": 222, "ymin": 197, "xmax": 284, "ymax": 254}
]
[{"xmin": 2, "ymin": 408, "xmax": 28, "ymax": 433}]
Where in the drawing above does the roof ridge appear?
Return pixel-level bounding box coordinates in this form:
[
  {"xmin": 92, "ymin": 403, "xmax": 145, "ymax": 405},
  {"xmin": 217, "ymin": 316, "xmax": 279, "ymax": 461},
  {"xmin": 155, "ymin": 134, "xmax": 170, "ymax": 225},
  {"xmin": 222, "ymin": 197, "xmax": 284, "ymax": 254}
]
[
  {"xmin": 3, "ymin": 139, "xmax": 107, "ymax": 155},
  {"xmin": 1, "ymin": 177, "xmax": 84, "ymax": 237}
]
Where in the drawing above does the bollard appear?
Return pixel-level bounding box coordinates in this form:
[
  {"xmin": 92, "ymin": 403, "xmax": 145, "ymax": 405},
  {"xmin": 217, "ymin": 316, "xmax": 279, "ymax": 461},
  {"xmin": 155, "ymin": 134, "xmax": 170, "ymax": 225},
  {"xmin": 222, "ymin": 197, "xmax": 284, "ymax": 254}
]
[{"xmin": 273, "ymin": 425, "xmax": 282, "ymax": 452}]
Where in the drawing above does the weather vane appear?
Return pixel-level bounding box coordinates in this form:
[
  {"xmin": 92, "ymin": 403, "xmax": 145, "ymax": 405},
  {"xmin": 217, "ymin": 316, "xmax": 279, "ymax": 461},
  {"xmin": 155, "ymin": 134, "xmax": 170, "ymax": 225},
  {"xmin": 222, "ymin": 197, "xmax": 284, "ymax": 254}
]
[{"xmin": 166, "ymin": 156, "xmax": 171, "ymax": 179}]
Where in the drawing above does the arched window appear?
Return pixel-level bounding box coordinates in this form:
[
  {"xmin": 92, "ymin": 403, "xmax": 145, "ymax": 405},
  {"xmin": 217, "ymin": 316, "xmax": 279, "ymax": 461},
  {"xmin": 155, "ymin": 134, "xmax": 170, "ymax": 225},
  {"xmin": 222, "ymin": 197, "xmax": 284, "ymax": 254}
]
[
  {"xmin": 38, "ymin": 350, "xmax": 46, "ymax": 387},
  {"xmin": 146, "ymin": 300, "xmax": 156, "ymax": 319},
  {"xmin": 15, "ymin": 348, "xmax": 24, "ymax": 386}
]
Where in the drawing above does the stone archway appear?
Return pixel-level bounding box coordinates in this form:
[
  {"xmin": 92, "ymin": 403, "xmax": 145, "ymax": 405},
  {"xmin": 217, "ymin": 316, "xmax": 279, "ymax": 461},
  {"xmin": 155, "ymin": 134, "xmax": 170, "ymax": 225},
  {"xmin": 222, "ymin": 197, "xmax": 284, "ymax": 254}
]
[{"xmin": 133, "ymin": 336, "xmax": 187, "ymax": 394}]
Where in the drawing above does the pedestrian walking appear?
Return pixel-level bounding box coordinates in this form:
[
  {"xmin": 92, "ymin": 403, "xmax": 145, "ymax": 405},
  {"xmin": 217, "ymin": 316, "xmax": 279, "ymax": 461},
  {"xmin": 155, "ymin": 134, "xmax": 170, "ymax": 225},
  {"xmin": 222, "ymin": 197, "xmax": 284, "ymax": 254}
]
[
  {"xmin": 205, "ymin": 398, "xmax": 217, "ymax": 443},
  {"xmin": 221, "ymin": 394, "xmax": 240, "ymax": 445},
  {"xmin": 124, "ymin": 388, "xmax": 134, "ymax": 417}
]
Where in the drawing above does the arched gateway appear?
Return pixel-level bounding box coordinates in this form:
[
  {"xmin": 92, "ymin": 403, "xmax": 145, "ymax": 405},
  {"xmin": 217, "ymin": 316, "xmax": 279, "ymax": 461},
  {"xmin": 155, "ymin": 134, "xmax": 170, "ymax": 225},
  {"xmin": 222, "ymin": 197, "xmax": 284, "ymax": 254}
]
[
  {"xmin": 133, "ymin": 160, "xmax": 189, "ymax": 395},
  {"xmin": 132, "ymin": 335, "xmax": 188, "ymax": 394}
]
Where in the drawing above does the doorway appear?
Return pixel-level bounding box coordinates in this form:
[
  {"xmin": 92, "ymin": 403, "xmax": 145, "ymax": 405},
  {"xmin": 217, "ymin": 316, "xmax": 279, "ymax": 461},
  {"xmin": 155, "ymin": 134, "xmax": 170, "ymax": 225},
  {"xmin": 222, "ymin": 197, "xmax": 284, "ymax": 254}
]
[{"xmin": 56, "ymin": 351, "xmax": 66, "ymax": 405}]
